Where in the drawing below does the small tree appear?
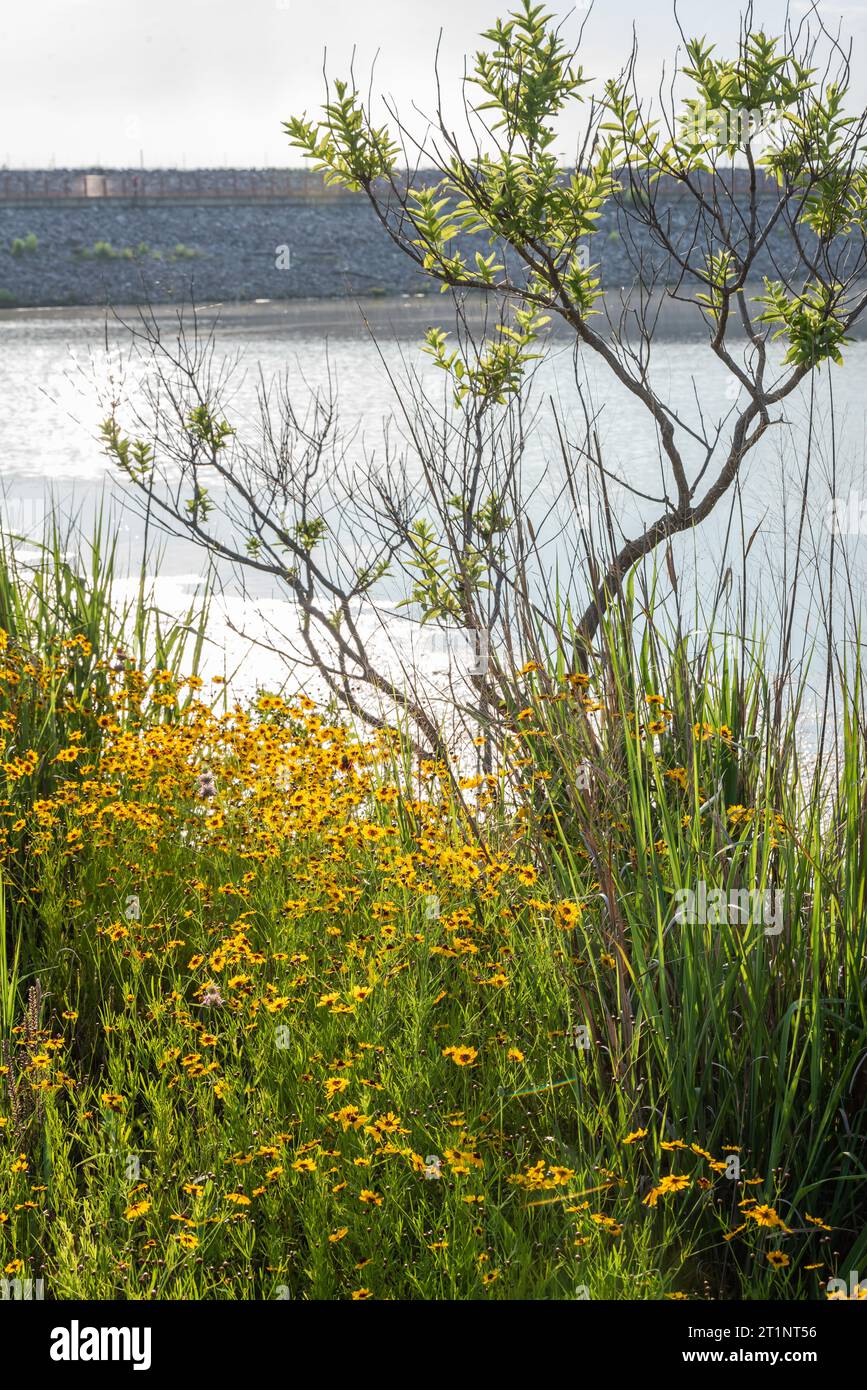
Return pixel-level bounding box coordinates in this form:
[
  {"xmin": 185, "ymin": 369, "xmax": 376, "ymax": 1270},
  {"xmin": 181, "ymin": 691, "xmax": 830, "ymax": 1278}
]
[
  {"xmin": 285, "ymin": 0, "xmax": 867, "ymax": 640},
  {"xmin": 101, "ymin": 3, "xmax": 867, "ymax": 759}
]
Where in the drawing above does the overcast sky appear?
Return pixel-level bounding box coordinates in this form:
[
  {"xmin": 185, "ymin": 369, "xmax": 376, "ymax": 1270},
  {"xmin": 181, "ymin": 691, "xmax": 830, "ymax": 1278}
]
[{"xmin": 2, "ymin": 0, "xmax": 866, "ymax": 167}]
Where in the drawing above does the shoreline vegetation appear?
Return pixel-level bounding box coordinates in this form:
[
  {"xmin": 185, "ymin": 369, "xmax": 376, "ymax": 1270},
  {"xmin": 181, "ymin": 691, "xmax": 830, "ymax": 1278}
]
[
  {"xmin": 3, "ymin": 0, "xmax": 867, "ymax": 1303},
  {"xmin": 0, "ymin": 512, "xmax": 865, "ymax": 1300}
]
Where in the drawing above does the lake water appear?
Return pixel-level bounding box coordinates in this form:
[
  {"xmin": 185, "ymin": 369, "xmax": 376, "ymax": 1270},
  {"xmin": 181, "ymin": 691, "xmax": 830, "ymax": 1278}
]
[{"xmin": 1, "ymin": 300, "xmax": 865, "ymax": 722}]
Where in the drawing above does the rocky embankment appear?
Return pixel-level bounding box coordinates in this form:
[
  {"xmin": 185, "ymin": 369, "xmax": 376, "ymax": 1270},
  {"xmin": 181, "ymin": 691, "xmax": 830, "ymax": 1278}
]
[{"xmin": 0, "ymin": 168, "xmax": 819, "ymax": 309}]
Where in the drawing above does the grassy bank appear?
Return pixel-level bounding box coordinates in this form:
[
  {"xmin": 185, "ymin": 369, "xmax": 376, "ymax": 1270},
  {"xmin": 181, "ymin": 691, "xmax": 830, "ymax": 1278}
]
[{"xmin": 0, "ymin": 534, "xmax": 865, "ymax": 1300}]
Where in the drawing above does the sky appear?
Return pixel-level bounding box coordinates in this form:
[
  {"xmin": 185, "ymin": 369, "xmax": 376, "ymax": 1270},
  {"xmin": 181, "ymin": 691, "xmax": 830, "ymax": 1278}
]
[{"xmin": 2, "ymin": 0, "xmax": 866, "ymax": 168}]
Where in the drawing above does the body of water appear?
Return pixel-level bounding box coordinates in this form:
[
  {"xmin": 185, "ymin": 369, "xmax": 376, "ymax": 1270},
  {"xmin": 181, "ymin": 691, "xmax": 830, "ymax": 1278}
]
[{"xmin": 1, "ymin": 298, "xmax": 865, "ymax": 719}]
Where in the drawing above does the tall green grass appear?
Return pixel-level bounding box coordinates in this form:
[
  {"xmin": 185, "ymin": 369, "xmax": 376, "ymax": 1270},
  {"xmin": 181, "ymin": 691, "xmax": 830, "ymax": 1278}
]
[
  {"xmin": 510, "ymin": 569, "xmax": 867, "ymax": 1293},
  {"xmin": 0, "ymin": 502, "xmax": 210, "ymax": 767},
  {"xmin": 0, "ymin": 503, "xmax": 210, "ymax": 1005}
]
